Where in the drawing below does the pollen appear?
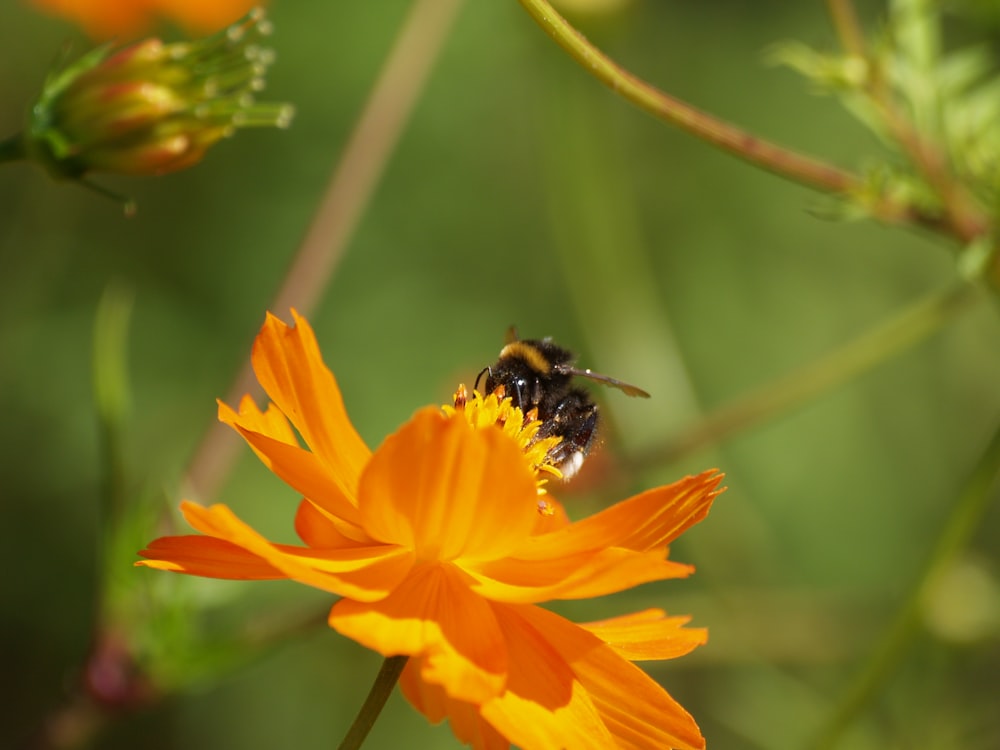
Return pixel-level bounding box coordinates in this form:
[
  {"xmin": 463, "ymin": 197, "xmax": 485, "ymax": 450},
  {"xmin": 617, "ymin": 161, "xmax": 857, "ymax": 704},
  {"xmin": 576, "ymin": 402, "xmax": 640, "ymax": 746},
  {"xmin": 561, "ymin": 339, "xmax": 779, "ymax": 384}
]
[{"xmin": 445, "ymin": 384, "xmax": 564, "ymax": 497}]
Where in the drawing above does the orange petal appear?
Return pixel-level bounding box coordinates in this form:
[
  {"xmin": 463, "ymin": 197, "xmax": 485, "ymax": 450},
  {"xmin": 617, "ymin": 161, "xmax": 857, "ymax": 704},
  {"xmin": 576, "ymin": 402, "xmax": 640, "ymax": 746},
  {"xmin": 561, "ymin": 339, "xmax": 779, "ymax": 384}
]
[
  {"xmin": 32, "ymin": 0, "xmax": 153, "ymax": 39},
  {"xmin": 329, "ymin": 562, "xmax": 508, "ymax": 704},
  {"xmin": 294, "ymin": 499, "xmax": 369, "ymax": 548},
  {"xmin": 149, "ymin": 0, "xmax": 259, "ymax": 34},
  {"xmin": 402, "ymin": 603, "xmax": 707, "ymax": 749},
  {"xmin": 400, "ymin": 660, "xmax": 513, "ymax": 750},
  {"xmin": 31, "ymin": 0, "xmax": 258, "ymax": 38},
  {"xmin": 179, "ymin": 501, "xmax": 413, "ymax": 601},
  {"xmin": 250, "ymin": 311, "xmax": 371, "ymax": 500},
  {"xmin": 221, "ymin": 401, "xmax": 365, "ymax": 531},
  {"xmin": 476, "ymin": 604, "xmax": 615, "ymax": 750},
  {"xmin": 136, "ymin": 535, "xmax": 286, "ymax": 579},
  {"xmin": 471, "ymin": 548, "xmax": 694, "ymax": 603},
  {"xmin": 219, "ymin": 394, "xmax": 297, "ymax": 444},
  {"xmin": 505, "ymin": 605, "xmax": 705, "ymax": 750},
  {"xmin": 532, "ymin": 496, "xmax": 570, "ymax": 534},
  {"xmin": 464, "ymin": 473, "xmax": 720, "ymax": 602},
  {"xmin": 611, "ymin": 471, "xmax": 724, "ymax": 552},
  {"xmin": 358, "ymin": 408, "xmax": 540, "ymax": 562},
  {"xmin": 512, "ymin": 470, "xmax": 724, "ymax": 562},
  {"xmin": 581, "ymin": 609, "xmax": 707, "ymax": 661}
]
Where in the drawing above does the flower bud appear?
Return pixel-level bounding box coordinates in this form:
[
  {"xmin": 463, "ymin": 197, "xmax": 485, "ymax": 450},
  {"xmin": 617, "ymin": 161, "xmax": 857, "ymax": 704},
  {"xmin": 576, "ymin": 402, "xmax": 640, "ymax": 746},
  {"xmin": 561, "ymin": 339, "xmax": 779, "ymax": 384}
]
[{"xmin": 25, "ymin": 9, "xmax": 293, "ymax": 179}]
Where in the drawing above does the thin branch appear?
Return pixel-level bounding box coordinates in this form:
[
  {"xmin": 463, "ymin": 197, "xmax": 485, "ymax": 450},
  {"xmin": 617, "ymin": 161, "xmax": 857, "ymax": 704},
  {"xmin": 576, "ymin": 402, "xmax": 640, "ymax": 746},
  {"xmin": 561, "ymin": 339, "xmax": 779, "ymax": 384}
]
[
  {"xmin": 516, "ymin": 0, "xmax": 858, "ymax": 194},
  {"xmin": 518, "ymin": 0, "xmax": 991, "ymax": 251},
  {"xmin": 878, "ymin": 99, "xmax": 988, "ymax": 243},
  {"xmin": 824, "ymin": 0, "xmax": 990, "ymax": 244},
  {"xmin": 629, "ymin": 282, "xmax": 978, "ymax": 468},
  {"xmin": 825, "ymin": 0, "xmax": 867, "ymax": 58}
]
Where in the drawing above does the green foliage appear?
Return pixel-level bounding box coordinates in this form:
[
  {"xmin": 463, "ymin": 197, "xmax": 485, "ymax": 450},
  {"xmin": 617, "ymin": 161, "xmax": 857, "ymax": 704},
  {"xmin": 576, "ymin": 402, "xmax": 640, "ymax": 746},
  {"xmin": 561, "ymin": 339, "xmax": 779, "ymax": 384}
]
[
  {"xmin": 2, "ymin": 2, "xmax": 1000, "ymax": 749},
  {"xmin": 774, "ymin": 0, "xmax": 1000, "ymax": 233}
]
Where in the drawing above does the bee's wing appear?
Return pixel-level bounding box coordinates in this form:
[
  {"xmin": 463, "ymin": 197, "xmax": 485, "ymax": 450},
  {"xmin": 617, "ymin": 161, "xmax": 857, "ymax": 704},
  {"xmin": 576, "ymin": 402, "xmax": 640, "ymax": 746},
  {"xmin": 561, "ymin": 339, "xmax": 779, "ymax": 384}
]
[
  {"xmin": 504, "ymin": 325, "xmax": 519, "ymax": 344},
  {"xmin": 555, "ymin": 364, "xmax": 651, "ymax": 398}
]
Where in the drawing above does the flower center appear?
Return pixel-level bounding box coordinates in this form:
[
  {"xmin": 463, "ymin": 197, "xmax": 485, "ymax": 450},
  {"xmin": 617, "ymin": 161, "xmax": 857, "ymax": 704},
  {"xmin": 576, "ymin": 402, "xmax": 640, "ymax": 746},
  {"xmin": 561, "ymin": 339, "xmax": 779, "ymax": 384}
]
[{"xmin": 444, "ymin": 384, "xmax": 562, "ymax": 515}]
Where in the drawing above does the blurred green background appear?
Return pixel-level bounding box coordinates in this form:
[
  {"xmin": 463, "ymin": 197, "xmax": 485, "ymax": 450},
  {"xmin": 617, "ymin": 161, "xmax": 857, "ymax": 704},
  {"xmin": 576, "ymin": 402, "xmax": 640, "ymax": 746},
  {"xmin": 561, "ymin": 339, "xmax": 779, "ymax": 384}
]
[{"xmin": 2, "ymin": 1, "xmax": 1000, "ymax": 749}]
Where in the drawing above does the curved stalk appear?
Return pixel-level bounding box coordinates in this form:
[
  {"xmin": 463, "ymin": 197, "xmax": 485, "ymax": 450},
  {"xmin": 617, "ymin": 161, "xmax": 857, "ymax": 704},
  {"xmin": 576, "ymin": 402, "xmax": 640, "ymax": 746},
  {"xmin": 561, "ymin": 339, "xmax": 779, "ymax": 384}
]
[
  {"xmin": 631, "ymin": 282, "xmax": 978, "ymax": 468},
  {"xmin": 516, "ymin": 0, "xmax": 856, "ymax": 193},
  {"xmin": 337, "ymin": 656, "xmax": 409, "ymax": 750}
]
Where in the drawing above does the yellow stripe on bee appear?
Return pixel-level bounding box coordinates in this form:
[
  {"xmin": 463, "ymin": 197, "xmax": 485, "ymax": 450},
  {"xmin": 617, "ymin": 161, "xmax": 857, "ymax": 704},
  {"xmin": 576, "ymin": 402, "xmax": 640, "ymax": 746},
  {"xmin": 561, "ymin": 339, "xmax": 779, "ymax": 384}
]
[{"xmin": 499, "ymin": 341, "xmax": 551, "ymax": 374}]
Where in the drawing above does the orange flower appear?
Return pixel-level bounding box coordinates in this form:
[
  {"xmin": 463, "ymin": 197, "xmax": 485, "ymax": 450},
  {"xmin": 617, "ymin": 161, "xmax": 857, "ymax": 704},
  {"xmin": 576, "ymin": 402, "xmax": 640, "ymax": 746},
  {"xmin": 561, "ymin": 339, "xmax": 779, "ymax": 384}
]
[
  {"xmin": 137, "ymin": 311, "xmax": 724, "ymax": 749},
  {"xmin": 31, "ymin": 0, "xmax": 262, "ymax": 40}
]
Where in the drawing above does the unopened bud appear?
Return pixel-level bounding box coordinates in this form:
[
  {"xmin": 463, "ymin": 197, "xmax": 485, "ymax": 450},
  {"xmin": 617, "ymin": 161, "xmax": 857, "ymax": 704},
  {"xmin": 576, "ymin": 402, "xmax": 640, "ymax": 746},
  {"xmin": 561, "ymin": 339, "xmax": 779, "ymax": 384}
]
[{"xmin": 25, "ymin": 9, "xmax": 293, "ymax": 179}]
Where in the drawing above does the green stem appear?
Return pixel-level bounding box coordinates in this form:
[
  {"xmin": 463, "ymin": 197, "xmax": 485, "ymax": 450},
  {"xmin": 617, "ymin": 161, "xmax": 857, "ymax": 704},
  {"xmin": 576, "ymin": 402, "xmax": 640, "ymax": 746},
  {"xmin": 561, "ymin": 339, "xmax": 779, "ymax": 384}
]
[
  {"xmin": 92, "ymin": 284, "xmax": 134, "ymax": 552},
  {"xmin": 812, "ymin": 419, "xmax": 1000, "ymax": 749},
  {"xmin": 825, "ymin": 2, "xmax": 1000, "ymax": 288},
  {"xmin": 337, "ymin": 655, "xmax": 409, "ymax": 750},
  {"xmin": 631, "ymin": 282, "xmax": 978, "ymax": 467},
  {"xmin": 515, "ymin": 0, "xmax": 856, "ymax": 193},
  {"xmin": 825, "ymin": 0, "xmax": 990, "ymax": 245},
  {"xmin": 0, "ymin": 132, "xmax": 26, "ymax": 164},
  {"xmin": 516, "ymin": 0, "xmax": 981, "ymax": 241},
  {"xmin": 825, "ymin": 0, "xmax": 867, "ymax": 58}
]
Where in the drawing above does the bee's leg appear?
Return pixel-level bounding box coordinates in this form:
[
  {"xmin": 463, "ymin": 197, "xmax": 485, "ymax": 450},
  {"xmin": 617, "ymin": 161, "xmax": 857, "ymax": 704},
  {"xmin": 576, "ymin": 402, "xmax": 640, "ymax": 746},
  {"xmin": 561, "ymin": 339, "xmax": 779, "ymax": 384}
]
[{"xmin": 543, "ymin": 390, "xmax": 598, "ymax": 479}]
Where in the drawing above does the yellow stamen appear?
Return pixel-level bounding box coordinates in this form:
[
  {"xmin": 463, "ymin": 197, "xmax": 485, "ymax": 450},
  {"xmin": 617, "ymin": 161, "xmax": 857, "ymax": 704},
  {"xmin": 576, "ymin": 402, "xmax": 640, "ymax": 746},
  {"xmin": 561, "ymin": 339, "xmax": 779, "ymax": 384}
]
[{"xmin": 444, "ymin": 384, "xmax": 564, "ymax": 499}]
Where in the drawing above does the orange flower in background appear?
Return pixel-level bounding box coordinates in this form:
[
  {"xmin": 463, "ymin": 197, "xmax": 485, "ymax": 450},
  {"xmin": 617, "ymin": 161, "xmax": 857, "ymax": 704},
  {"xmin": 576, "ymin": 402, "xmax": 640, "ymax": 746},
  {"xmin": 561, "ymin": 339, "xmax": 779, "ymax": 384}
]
[
  {"xmin": 137, "ymin": 311, "xmax": 724, "ymax": 749},
  {"xmin": 31, "ymin": 0, "xmax": 262, "ymax": 39}
]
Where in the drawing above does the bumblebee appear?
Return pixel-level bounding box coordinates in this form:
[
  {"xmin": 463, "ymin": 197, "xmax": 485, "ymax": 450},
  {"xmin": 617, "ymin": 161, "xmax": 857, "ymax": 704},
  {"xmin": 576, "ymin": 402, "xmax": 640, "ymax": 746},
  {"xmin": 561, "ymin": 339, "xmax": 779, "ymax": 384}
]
[{"xmin": 476, "ymin": 330, "xmax": 649, "ymax": 479}]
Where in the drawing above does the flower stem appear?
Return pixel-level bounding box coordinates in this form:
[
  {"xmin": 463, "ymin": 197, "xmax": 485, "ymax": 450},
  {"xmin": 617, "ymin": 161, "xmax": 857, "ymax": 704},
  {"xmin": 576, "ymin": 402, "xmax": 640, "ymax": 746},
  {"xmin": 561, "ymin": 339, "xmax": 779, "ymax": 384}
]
[
  {"xmin": 824, "ymin": 0, "xmax": 990, "ymax": 246},
  {"xmin": 631, "ymin": 282, "xmax": 979, "ymax": 467},
  {"xmin": 812, "ymin": 419, "xmax": 1000, "ymax": 749},
  {"xmin": 0, "ymin": 132, "xmax": 26, "ymax": 164},
  {"xmin": 515, "ymin": 0, "xmax": 984, "ymax": 243},
  {"xmin": 825, "ymin": 0, "xmax": 867, "ymax": 58},
  {"xmin": 92, "ymin": 283, "xmax": 134, "ymax": 529},
  {"xmin": 515, "ymin": 0, "xmax": 857, "ymax": 194},
  {"xmin": 337, "ymin": 655, "xmax": 409, "ymax": 750},
  {"xmin": 181, "ymin": 0, "xmax": 465, "ymax": 503}
]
